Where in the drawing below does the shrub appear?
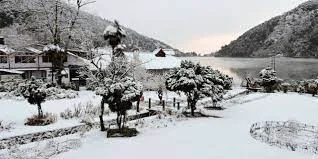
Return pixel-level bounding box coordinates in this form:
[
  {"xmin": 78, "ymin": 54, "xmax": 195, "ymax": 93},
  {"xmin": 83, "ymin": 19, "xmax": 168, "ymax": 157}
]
[
  {"xmin": 60, "ymin": 101, "xmax": 110, "ymax": 120},
  {"xmin": 25, "ymin": 113, "xmax": 57, "ymax": 126},
  {"xmin": 259, "ymin": 67, "xmax": 282, "ymax": 93},
  {"xmin": 281, "ymin": 82, "xmax": 291, "ymax": 93},
  {"xmin": 0, "ymin": 79, "xmax": 79, "ymax": 100}
]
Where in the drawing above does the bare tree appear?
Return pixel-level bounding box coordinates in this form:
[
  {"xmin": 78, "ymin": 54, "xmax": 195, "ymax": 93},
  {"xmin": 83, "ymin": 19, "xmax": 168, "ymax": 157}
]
[{"xmin": 22, "ymin": 0, "xmax": 95, "ymax": 85}]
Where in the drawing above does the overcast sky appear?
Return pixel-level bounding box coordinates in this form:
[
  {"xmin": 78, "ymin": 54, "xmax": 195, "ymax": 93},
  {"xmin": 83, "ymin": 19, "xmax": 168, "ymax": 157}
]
[{"xmin": 86, "ymin": 0, "xmax": 307, "ymax": 54}]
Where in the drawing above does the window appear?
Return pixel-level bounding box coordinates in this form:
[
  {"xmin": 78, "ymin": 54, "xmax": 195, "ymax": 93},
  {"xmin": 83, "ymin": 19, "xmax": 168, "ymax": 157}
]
[
  {"xmin": 15, "ymin": 56, "xmax": 36, "ymax": 63},
  {"xmin": 42, "ymin": 55, "xmax": 52, "ymax": 63},
  {"xmin": 42, "ymin": 54, "xmax": 67, "ymax": 63},
  {"xmin": 0, "ymin": 56, "xmax": 7, "ymax": 63},
  {"xmin": 0, "ymin": 52, "xmax": 7, "ymax": 63}
]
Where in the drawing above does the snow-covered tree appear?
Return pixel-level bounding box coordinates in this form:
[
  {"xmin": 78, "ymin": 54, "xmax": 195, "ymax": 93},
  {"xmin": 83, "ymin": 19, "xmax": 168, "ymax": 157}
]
[
  {"xmin": 104, "ymin": 20, "xmax": 127, "ymax": 52},
  {"xmin": 90, "ymin": 57, "xmax": 143, "ymax": 132},
  {"xmin": 20, "ymin": 77, "xmax": 47, "ymax": 118},
  {"xmin": 259, "ymin": 67, "xmax": 282, "ymax": 93},
  {"xmin": 96, "ymin": 67, "xmax": 143, "ymax": 131},
  {"xmin": 80, "ymin": 20, "xmax": 143, "ymax": 132},
  {"xmin": 166, "ymin": 61, "xmax": 232, "ymax": 116}
]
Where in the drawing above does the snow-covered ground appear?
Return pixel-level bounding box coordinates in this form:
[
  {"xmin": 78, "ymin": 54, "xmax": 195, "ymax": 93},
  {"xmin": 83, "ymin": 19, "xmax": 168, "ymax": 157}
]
[
  {"xmin": 2, "ymin": 89, "xmax": 318, "ymax": 158},
  {"xmin": 0, "ymin": 90, "xmax": 194, "ymax": 138},
  {"xmin": 47, "ymin": 92, "xmax": 317, "ymax": 159},
  {"xmin": 0, "ymin": 91, "xmax": 102, "ymax": 138}
]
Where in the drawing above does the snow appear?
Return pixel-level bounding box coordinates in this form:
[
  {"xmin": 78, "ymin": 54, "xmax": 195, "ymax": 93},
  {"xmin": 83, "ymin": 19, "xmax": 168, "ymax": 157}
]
[
  {"xmin": 91, "ymin": 50, "xmax": 181, "ymax": 70},
  {"xmin": 54, "ymin": 92, "xmax": 318, "ymax": 159},
  {"xmin": 103, "ymin": 25, "xmax": 127, "ymax": 37},
  {"xmin": 103, "ymin": 25, "xmax": 117, "ymax": 35},
  {"xmin": 1, "ymin": 88, "xmax": 318, "ymax": 158},
  {"xmin": 0, "ymin": 45, "xmax": 14, "ymax": 54},
  {"xmin": 0, "ymin": 91, "xmax": 101, "ymax": 138},
  {"xmin": 0, "ymin": 69, "xmax": 24, "ymax": 74},
  {"xmin": 43, "ymin": 44, "xmax": 65, "ymax": 52},
  {"xmin": 25, "ymin": 47, "xmax": 42, "ymax": 54}
]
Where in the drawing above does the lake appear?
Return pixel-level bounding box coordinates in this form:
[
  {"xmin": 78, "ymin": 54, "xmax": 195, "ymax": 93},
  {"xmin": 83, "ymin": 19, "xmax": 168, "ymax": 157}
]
[{"xmin": 182, "ymin": 57, "xmax": 318, "ymax": 86}]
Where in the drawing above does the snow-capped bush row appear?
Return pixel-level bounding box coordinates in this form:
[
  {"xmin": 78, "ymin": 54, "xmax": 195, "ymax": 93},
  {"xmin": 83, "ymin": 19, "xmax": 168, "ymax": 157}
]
[
  {"xmin": 0, "ymin": 79, "xmax": 78, "ymax": 100},
  {"xmin": 246, "ymin": 67, "xmax": 317, "ymax": 95}
]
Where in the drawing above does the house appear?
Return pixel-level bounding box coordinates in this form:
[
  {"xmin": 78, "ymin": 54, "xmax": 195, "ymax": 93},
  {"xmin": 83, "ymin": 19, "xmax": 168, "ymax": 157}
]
[
  {"xmin": 91, "ymin": 48, "xmax": 181, "ymax": 74},
  {"xmin": 153, "ymin": 48, "xmax": 176, "ymax": 57},
  {"xmin": 0, "ymin": 37, "xmax": 89, "ymax": 83}
]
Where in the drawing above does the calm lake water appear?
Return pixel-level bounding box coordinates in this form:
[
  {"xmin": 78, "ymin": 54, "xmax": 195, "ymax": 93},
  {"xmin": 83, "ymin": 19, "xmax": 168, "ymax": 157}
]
[{"xmin": 183, "ymin": 57, "xmax": 318, "ymax": 86}]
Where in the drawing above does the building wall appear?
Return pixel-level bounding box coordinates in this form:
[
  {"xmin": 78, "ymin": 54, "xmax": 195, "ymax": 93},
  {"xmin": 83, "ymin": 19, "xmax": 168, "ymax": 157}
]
[{"xmin": 0, "ymin": 53, "xmax": 86, "ymax": 84}]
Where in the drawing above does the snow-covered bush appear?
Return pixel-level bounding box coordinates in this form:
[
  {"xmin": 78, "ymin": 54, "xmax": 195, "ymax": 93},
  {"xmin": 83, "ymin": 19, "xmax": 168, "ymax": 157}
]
[
  {"xmin": 0, "ymin": 79, "xmax": 25, "ymax": 92},
  {"xmin": 45, "ymin": 87, "xmax": 78, "ymax": 100},
  {"xmin": 25, "ymin": 113, "xmax": 57, "ymax": 126},
  {"xmin": 0, "ymin": 79, "xmax": 79, "ymax": 100},
  {"xmin": 21, "ymin": 77, "xmax": 47, "ymax": 118},
  {"xmin": 289, "ymin": 79, "xmax": 318, "ymax": 96},
  {"xmin": 166, "ymin": 60, "xmax": 233, "ymax": 116},
  {"xmin": 259, "ymin": 67, "xmax": 283, "ymax": 93},
  {"xmin": 281, "ymin": 82, "xmax": 291, "ymax": 93}
]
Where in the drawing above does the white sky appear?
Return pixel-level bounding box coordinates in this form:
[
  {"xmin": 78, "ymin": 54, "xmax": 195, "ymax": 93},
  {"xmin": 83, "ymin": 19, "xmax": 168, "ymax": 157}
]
[{"xmin": 85, "ymin": 0, "xmax": 307, "ymax": 54}]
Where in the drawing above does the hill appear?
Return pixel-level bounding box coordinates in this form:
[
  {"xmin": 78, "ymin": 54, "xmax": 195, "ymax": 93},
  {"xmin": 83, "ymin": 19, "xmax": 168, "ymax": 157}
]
[
  {"xmin": 215, "ymin": 0, "xmax": 318, "ymax": 58},
  {"xmin": 0, "ymin": 0, "xmax": 183, "ymax": 54}
]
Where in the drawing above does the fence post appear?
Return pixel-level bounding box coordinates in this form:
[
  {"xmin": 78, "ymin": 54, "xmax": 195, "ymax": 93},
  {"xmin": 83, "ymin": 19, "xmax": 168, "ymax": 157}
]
[
  {"xmin": 149, "ymin": 98, "xmax": 151, "ymax": 109},
  {"xmin": 137, "ymin": 98, "xmax": 140, "ymax": 113},
  {"xmin": 173, "ymin": 98, "xmax": 176, "ymax": 107},
  {"xmin": 162, "ymin": 100, "xmax": 165, "ymax": 111},
  {"xmin": 177, "ymin": 102, "xmax": 180, "ymax": 110}
]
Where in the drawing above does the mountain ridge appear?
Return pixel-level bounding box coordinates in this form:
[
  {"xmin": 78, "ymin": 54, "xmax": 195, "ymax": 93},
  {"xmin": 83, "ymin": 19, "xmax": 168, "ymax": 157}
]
[
  {"xmin": 215, "ymin": 0, "xmax": 318, "ymax": 58},
  {"xmin": 0, "ymin": 0, "xmax": 183, "ymax": 55}
]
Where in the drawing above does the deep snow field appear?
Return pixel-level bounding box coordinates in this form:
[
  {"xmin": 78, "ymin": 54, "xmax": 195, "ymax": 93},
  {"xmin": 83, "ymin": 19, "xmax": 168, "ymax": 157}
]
[{"xmin": 1, "ymin": 89, "xmax": 318, "ymax": 159}]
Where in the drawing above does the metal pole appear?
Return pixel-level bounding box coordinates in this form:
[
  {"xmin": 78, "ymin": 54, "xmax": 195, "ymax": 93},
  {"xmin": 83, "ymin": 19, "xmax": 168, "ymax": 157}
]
[{"xmin": 148, "ymin": 98, "xmax": 151, "ymax": 109}]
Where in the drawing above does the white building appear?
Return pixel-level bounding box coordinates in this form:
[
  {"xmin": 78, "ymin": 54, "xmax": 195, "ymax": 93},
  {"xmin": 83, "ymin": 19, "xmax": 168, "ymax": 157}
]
[
  {"xmin": 92, "ymin": 48, "xmax": 181, "ymax": 74},
  {"xmin": 0, "ymin": 39, "xmax": 89, "ymax": 83}
]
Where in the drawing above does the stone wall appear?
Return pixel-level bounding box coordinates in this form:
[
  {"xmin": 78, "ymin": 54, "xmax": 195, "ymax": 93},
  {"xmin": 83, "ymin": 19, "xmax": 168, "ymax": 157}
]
[{"xmin": 0, "ymin": 110, "xmax": 158, "ymax": 150}]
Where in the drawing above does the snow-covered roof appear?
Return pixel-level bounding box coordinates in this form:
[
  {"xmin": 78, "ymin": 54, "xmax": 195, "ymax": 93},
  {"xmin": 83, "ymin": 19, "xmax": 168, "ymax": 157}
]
[
  {"xmin": 128, "ymin": 52, "xmax": 180, "ymax": 70},
  {"xmin": 162, "ymin": 49, "xmax": 176, "ymax": 56},
  {"xmin": 25, "ymin": 47, "xmax": 42, "ymax": 54},
  {"xmin": 91, "ymin": 51, "xmax": 181, "ymax": 71},
  {"xmin": 43, "ymin": 44, "xmax": 65, "ymax": 52},
  {"xmin": 0, "ymin": 45, "xmax": 15, "ymax": 54},
  {"xmin": 0, "ymin": 69, "xmax": 24, "ymax": 74},
  {"xmin": 153, "ymin": 48, "xmax": 176, "ymax": 56}
]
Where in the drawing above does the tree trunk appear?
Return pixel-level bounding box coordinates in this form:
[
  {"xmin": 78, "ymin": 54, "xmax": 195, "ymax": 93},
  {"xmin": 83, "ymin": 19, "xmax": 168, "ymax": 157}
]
[
  {"xmin": 57, "ymin": 70, "xmax": 62, "ymax": 86},
  {"xmin": 190, "ymin": 100, "xmax": 197, "ymax": 116},
  {"xmin": 37, "ymin": 103, "xmax": 43, "ymax": 118},
  {"xmin": 99, "ymin": 98, "xmax": 106, "ymax": 131},
  {"xmin": 122, "ymin": 113, "xmax": 126, "ymax": 130},
  {"xmin": 117, "ymin": 113, "xmax": 121, "ymax": 130}
]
